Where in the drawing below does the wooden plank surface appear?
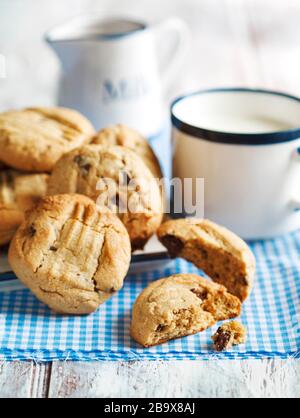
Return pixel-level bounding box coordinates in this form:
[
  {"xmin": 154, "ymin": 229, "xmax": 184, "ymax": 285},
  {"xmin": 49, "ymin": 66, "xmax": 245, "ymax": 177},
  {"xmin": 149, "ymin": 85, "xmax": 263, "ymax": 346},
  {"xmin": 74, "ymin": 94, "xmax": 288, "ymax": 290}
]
[
  {"xmin": 1, "ymin": 359, "xmax": 299, "ymax": 398},
  {"xmin": 47, "ymin": 360, "xmax": 300, "ymax": 399},
  {"xmin": 0, "ymin": 362, "xmax": 51, "ymax": 398},
  {"xmin": 0, "ymin": 0, "xmax": 300, "ymax": 398}
]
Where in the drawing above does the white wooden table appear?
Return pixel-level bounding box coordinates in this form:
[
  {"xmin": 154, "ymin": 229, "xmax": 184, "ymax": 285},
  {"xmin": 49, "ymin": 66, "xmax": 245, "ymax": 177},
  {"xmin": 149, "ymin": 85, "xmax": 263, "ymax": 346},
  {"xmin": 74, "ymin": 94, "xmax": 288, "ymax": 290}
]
[{"xmin": 0, "ymin": 0, "xmax": 300, "ymax": 398}]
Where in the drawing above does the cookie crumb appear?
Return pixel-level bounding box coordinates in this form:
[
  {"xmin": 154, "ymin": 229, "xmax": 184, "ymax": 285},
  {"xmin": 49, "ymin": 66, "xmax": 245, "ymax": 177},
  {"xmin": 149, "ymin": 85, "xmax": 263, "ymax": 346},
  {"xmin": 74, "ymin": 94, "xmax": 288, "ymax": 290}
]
[{"xmin": 212, "ymin": 321, "xmax": 246, "ymax": 352}]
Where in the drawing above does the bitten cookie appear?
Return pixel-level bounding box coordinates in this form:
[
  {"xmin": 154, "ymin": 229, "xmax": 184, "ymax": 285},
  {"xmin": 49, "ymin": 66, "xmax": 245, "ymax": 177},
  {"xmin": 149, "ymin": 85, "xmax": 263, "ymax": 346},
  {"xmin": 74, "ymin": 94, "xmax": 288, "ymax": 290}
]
[
  {"xmin": 0, "ymin": 107, "xmax": 95, "ymax": 172},
  {"xmin": 47, "ymin": 145, "xmax": 163, "ymax": 251},
  {"xmin": 8, "ymin": 194, "xmax": 131, "ymax": 314},
  {"xmin": 0, "ymin": 170, "xmax": 49, "ymax": 246},
  {"xmin": 157, "ymin": 219, "xmax": 255, "ymax": 301},
  {"xmin": 212, "ymin": 321, "xmax": 247, "ymax": 352},
  {"xmin": 131, "ymin": 273, "xmax": 241, "ymax": 347},
  {"xmin": 90, "ymin": 124, "xmax": 163, "ymax": 180}
]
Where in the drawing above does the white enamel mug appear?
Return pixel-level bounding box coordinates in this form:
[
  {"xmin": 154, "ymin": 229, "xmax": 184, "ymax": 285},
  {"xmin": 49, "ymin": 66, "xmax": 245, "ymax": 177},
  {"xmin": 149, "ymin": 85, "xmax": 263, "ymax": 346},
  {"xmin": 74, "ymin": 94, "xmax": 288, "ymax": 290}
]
[
  {"xmin": 46, "ymin": 15, "xmax": 189, "ymax": 136},
  {"xmin": 171, "ymin": 88, "xmax": 300, "ymax": 239}
]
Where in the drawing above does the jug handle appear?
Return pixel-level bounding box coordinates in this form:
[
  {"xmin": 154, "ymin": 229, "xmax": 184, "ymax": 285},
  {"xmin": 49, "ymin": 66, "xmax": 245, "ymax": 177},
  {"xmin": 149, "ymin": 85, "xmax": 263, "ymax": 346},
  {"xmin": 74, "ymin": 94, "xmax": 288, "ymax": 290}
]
[{"xmin": 153, "ymin": 17, "xmax": 190, "ymax": 92}]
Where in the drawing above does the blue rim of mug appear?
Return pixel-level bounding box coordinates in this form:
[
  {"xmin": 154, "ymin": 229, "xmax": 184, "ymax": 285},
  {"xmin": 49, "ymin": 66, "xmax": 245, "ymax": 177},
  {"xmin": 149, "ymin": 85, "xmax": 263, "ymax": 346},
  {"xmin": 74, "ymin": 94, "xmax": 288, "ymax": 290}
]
[
  {"xmin": 171, "ymin": 88, "xmax": 300, "ymax": 145},
  {"xmin": 45, "ymin": 17, "xmax": 147, "ymax": 43}
]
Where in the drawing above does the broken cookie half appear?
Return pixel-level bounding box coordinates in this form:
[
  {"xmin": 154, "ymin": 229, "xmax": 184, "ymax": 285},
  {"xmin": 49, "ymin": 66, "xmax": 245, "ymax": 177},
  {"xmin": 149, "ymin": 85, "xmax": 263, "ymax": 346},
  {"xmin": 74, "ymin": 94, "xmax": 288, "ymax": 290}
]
[
  {"xmin": 131, "ymin": 274, "xmax": 242, "ymax": 347},
  {"xmin": 158, "ymin": 218, "xmax": 255, "ymax": 302}
]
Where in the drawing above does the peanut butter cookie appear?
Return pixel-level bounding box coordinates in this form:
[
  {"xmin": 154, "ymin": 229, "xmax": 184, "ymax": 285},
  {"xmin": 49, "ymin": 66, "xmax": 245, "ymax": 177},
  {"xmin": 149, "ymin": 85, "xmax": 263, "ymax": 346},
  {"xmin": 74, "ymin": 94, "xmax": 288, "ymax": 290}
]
[
  {"xmin": 131, "ymin": 273, "xmax": 241, "ymax": 347},
  {"xmin": 157, "ymin": 218, "xmax": 255, "ymax": 301},
  {"xmin": 212, "ymin": 321, "xmax": 247, "ymax": 351},
  {"xmin": 90, "ymin": 124, "xmax": 163, "ymax": 180},
  {"xmin": 47, "ymin": 145, "xmax": 163, "ymax": 251},
  {"xmin": 0, "ymin": 107, "xmax": 95, "ymax": 172},
  {"xmin": 0, "ymin": 170, "xmax": 49, "ymax": 246},
  {"xmin": 8, "ymin": 194, "xmax": 131, "ymax": 314}
]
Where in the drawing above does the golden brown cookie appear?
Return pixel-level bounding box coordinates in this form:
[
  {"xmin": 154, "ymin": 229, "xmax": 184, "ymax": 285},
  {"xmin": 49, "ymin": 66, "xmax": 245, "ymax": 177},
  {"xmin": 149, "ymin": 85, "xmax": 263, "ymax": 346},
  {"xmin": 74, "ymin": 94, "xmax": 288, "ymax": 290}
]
[
  {"xmin": 131, "ymin": 273, "xmax": 241, "ymax": 347},
  {"xmin": 47, "ymin": 145, "xmax": 163, "ymax": 251},
  {"xmin": 212, "ymin": 321, "xmax": 247, "ymax": 351},
  {"xmin": 90, "ymin": 124, "xmax": 163, "ymax": 180},
  {"xmin": 157, "ymin": 218, "xmax": 255, "ymax": 301},
  {"xmin": 8, "ymin": 194, "xmax": 131, "ymax": 314},
  {"xmin": 0, "ymin": 107, "xmax": 95, "ymax": 172},
  {"xmin": 0, "ymin": 170, "xmax": 49, "ymax": 246}
]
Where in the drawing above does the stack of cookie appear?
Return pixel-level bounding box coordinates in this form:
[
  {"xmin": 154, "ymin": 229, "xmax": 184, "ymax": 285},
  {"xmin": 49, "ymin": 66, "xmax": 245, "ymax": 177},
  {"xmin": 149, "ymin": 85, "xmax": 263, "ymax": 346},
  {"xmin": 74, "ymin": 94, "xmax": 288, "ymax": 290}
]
[
  {"xmin": 0, "ymin": 106, "xmax": 164, "ymax": 312},
  {"xmin": 0, "ymin": 107, "xmax": 95, "ymax": 246},
  {"xmin": 0, "ymin": 108, "xmax": 163, "ymax": 250},
  {"xmin": 1, "ymin": 105, "xmax": 255, "ymax": 352}
]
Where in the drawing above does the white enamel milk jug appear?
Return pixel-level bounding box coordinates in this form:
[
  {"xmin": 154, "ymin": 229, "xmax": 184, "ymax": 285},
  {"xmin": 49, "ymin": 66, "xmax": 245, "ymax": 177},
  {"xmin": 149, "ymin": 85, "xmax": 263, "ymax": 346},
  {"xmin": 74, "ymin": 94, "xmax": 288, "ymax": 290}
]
[{"xmin": 46, "ymin": 14, "xmax": 189, "ymax": 136}]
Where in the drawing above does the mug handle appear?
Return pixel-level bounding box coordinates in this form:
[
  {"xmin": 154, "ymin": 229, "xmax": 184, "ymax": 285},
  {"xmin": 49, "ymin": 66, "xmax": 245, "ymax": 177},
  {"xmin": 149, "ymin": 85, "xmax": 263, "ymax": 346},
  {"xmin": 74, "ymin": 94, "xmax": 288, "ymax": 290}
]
[
  {"xmin": 290, "ymin": 147, "xmax": 300, "ymax": 211},
  {"xmin": 153, "ymin": 17, "xmax": 190, "ymax": 92}
]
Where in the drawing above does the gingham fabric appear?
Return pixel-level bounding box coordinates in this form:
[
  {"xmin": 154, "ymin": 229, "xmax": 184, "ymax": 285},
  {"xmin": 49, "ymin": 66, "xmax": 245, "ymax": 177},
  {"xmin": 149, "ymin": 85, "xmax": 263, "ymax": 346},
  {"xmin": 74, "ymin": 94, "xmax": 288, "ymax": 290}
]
[{"xmin": 0, "ymin": 232, "xmax": 299, "ymax": 362}]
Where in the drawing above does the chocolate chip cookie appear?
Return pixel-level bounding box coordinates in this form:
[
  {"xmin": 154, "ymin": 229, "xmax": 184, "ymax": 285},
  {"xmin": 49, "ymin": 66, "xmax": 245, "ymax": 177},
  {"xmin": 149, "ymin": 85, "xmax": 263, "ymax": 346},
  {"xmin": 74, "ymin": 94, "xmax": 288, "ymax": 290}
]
[
  {"xmin": 0, "ymin": 170, "xmax": 49, "ymax": 246},
  {"xmin": 8, "ymin": 194, "xmax": 131, "ymax": 314},
  {"xmin": 157, "ymin": 219, "xmax": 255, "ymax": 301},
  {"xmin": 90, "ymin": 124, "xmax": 163, "ymax": 180},
  {"xmin": 131, "ymin": 273, "xmax": 241, "ymax": 347},
  {"xmin": 0, "ymin": 107, "xmax": 95, "ymax": 172},
  {"xmin": 212, "ymin": 321, "xmax": 247, "ymax": 351},
  {"xmin": 47, "ymin": 145, "xmax": 163, "ymax": 251}
]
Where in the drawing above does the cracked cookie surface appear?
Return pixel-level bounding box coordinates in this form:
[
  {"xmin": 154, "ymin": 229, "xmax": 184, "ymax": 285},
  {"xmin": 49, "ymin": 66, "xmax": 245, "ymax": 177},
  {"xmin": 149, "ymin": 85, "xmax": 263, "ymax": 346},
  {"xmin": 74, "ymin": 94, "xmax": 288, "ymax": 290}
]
[
  {"xmin": 8, "ymin": 194, "xmax": 131, "ymax": 314},
  {"xmin": 0, "ymin": 169, "xmax": 49, "ymax": 246},
  {"xmin": 0, "ymin": 107, "xmax": 95, "ymax": 172},
  {"xmin": 90, "ymin": 124, "xmax": 163, "ymax": 180},
  {"xmin": 158, "ymin": 219, "xmax": 255, "ymax": 301},
  {"xmin": 47, "ymin": 145, "xmax": 163, "ymax": 251},
  {"xmin": 131, "ymin": 273, "xmax": 242, "ymax": 347}
]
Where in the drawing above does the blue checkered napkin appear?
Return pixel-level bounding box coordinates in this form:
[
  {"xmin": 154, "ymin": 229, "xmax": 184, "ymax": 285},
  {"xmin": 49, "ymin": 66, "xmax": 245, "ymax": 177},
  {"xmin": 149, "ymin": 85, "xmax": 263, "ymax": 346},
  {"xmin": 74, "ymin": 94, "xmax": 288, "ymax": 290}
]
[{"xmin": 0, "ymin": 231, "xmax": 299, "ymax": 362}]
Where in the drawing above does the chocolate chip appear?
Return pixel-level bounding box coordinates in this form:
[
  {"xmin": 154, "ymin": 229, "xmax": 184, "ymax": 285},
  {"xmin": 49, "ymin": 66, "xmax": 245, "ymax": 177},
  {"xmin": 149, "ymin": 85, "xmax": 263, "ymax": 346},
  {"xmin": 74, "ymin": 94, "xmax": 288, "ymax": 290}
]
[
  {"xmin": 49, "ymin": 246, "xmax": 57, "ymax": 252},
  {"xmin": 239, "ymin": 275, "xmax": 248, "ymax": 286},
  {"xmin": 156, "ymin": 324, "xmax": 167, "ymax": 332},
  {"xmin": 5, "ymin": 171, "xmax": 14, "ymax": 185},
  {"xmin": 74, "ymin": 155, "xmax": 91, "ymax": 176},
  {"xmin": 197, "ymin": 247, "xmax": 208, "ymax": 259},
  {"xmin": 82, "ymin": 163, "xmax": 91, "ymax": 174},
  {"xmin": 131, "ymin": 237, "xmax": 148, "ymax": 252},
  {"xmin": 160, "ymin": 234, "xmax": 184, "ymax": 258},
  {"xmin": 191, "ymin": 288, "xmax": 208, "ymax": 300},
  {"xmin": 213, "ymin": 329, "xmax": 232, "ymax": 352},
  {"xmin": 74, "ymin": 155, "xmax": 83, "ymax": 165},
  {"xmin": 28, "ymin": 225, "xmax": 36, "ymax": 237}
]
